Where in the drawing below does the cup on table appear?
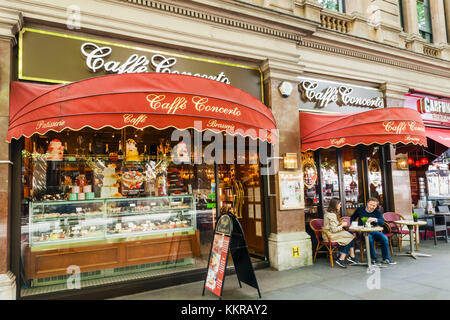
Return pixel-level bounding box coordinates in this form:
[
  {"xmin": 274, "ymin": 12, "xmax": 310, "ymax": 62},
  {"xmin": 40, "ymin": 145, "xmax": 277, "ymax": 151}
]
[{"xmin": 351, "ymin": 221, "xmax": 358, "ymax": 228}]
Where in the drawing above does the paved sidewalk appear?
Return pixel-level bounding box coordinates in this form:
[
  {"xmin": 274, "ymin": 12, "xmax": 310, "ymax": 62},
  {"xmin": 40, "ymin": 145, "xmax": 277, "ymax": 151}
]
[{"xmin": 113, "ymin": 240, "xmax": 450, "ymax": 300}]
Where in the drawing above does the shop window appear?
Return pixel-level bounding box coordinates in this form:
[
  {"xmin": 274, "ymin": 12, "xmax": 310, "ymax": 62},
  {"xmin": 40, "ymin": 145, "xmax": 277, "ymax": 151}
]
[
  {"xmin": 417, "ymin": 0, "xmax": 433, "ymax": 43},
  {"xmin": 302, "ymin": 151, "xmax": 320, "ymax": 219},
  {"xmin": 367, "ymin": 145, "xmax": 384, "ymax": 207},
  {"xmin": 425, "ymin": 149, "xmax": 450, "ymax": 199},
  {"xmin": 20, "ymin": 127, "xmax": 265, "ymax": 295},
  {"xmin": 342, "ymin": 146, "xmax": 363, "ymax": 216},
  {"xmin": 398, "ymin": 0, "xmax": 405, "ymax": 31},
  {"xmin": 317, "ymin": 0, "xmax": 345, "ymax": 13},
  {"xmin": 320, "ymin": 148, "xmax": 340, "ymax": 211}
]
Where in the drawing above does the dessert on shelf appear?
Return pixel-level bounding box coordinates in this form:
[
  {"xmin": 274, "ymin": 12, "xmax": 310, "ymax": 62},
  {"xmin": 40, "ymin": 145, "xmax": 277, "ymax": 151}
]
[{"xmin": 101, "ymin": 164, "xmax": 121, "ymax": 198}]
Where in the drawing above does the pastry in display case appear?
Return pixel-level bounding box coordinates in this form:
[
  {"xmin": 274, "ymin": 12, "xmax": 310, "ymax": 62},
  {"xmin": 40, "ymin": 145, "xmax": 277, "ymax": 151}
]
[
  {"xmin": 29, "ymin": 199, "xmax": 105, "ymax": 246},
  {"xmin": 105, "ymin": 195, "xmax": 195, "ymax": 237},
  {"xmin": 28, "ymin": 195, "xmax": 196, "ymax": 247}
]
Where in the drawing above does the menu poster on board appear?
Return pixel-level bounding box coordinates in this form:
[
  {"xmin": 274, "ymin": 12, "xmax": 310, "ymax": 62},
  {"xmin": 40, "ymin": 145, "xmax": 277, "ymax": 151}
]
[
  {"xmin": 278, "ymin": 171, "xmax": 304, "ymax": 210},
  {"xmin": 203, "ymin": 212, "xmax": 261, "ymax": 299},
  {"xmin": 205, "ymin": 233, "xmax": 230, "ymax": 296}
]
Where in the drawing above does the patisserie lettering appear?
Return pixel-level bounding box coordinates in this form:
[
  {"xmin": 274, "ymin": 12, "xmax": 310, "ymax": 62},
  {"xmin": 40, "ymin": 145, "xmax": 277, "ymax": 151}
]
[
  {"xmin": 36, "ymin": 120, "xmax": 66, "ymax": 130},
  {"xmin": 123, "ymin": 114, "xmax": 147, "ymax": 126}
]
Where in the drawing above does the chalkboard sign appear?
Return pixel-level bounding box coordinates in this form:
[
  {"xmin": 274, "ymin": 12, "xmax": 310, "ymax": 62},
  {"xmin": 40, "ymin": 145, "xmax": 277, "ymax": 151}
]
[{"xmin": 202, "ymin": 212, "xmax": 261, "ymax": 299}]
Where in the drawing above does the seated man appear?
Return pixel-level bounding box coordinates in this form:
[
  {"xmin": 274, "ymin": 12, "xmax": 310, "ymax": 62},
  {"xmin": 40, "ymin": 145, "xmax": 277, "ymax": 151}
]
[{"xmin": 351, "ymin": 197, "xmax": 396, "ymax": 265}]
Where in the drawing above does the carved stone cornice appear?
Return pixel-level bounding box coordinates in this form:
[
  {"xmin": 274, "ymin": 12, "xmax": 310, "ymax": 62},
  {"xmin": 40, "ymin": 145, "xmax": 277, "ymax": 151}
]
[
  {"xmin": 0, "ymin": 9, "xmax": 23, "ymax": 46},
  {"xmin": 298, "ymin": 37, "xmax": 450, "ymax": 78},
  {"xmin": 117, "ymin": 0, "xmax": 310, "ymax": 43}
]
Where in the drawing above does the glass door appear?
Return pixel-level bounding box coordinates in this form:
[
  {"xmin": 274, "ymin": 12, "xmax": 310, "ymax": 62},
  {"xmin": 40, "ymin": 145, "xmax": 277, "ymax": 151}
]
[
  {"xmin": 320, "ymin": 148, "xmax": 340, "ymax": 212},
  {"xmin": 341, "ymin": 146, "xmax": 364, "ymax": 216},
  {"xmin": 366, "ymin": 145, "xmax": 384, "ymax": 207}
]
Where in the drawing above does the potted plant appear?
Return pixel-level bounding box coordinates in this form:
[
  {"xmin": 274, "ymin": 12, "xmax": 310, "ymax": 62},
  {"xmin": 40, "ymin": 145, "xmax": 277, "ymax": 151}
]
[
  {"xmin": 412, "ymin": 212, "xmax": 418, "ymax": 222},
  {"xmin": 361, "ymin": 217, "xmax": 368, "ymax": 227}
]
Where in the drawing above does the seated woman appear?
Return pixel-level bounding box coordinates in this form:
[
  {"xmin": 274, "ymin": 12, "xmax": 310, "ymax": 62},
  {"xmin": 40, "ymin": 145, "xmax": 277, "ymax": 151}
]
[{"xmin": 323, "ymin": 197, "xmax": 358, "ymax": 268}]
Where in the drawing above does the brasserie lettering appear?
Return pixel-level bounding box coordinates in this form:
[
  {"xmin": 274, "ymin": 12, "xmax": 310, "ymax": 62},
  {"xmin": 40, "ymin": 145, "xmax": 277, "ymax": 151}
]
[
  {"xmin": 81, "ymin": 43, "xmax": 231, "ymax": 83},
  {"xmin": 207, "ymin": 120, "xmax": 236, "ymax": 131}
]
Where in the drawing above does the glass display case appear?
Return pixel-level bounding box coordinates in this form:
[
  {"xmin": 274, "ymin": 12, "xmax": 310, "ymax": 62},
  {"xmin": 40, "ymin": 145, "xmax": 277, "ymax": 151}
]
[
  {"xmin": 29, "ymin": 199, "xmax": 105, "ymax": 246},
  {"xmin": 29, "ymin": 195, "xmax": 196, "ymax": 247},
  {"xmin": 105, "ymin": 195, "xmax": 196, "ymax": 238}
]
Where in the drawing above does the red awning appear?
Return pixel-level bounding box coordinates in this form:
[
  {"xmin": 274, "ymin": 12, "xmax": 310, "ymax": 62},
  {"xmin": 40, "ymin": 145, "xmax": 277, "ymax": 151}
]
[
  {"xmin": 426, "ymin": 127, "xmax": 450, "ymax": 148},
  {"xmin": 7, "ymin": 73, "xmax": 276, "ymax": 142},
  {"xmin": 300, "ymin": 108, "xmax": 427, "ymax": 151}
]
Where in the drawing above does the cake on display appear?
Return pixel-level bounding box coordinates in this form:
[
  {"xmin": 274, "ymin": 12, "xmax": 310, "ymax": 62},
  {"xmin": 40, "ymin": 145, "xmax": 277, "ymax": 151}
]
[
  {"xmin": 125, "ymin": 139, "xmax": 140, "ymax": 162},
  {"xmin": 172, "ymin": 141, "xmax": 190, "ymax": 163},
  {"xmin": 101, "ymin": 164, "xmax": 121, "ymax": 198},
  {"xmin": 46, "ymin": 139, "xmax": 64, "ymax": 161}
]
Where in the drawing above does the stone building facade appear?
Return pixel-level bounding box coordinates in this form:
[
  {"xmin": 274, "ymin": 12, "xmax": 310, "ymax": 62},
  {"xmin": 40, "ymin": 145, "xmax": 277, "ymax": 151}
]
[{"xmin": 0, "ymin": 0, "xmax": 449, "ymax": 299}]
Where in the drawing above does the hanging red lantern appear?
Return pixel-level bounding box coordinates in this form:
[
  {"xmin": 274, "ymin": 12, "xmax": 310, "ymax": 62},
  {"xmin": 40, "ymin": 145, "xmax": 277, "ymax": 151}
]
[
  {"xmin": 420, "ymin": 157, "xmax": 429, "ymax": 165},
  {"xmin": 408, "ymin": 157, "xmax": 414, "ymax": 165},
  {"xmin": 415, "ymin": 160, "xmax": 421, "ymax": 167}
]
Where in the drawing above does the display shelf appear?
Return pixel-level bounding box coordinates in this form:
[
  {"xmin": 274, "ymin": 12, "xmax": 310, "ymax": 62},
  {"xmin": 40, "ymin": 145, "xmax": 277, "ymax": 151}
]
[{"xmin": 29, "ymin": 195, "xmax": 196, "ymax": 247}]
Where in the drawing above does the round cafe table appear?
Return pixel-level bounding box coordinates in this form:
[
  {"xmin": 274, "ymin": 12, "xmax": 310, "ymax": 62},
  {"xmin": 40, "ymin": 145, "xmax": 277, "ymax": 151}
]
[
  {"xmin": 393, "ymin": 220, "xmax": 431, "ymax": 259},
  {"xmin": 349, "ymin": 225, "xmax": 385, "ymax": 268}
]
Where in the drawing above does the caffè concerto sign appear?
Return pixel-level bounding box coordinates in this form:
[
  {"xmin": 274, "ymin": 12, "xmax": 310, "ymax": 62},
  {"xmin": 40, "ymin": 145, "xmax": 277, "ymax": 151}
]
[
  {"xmin": 298, "ymin": 77, "xmax": 385, "ymax": 113},
  {"xmin": 18, "ymin": 28, "xmax": 262, "ymax": 100}
]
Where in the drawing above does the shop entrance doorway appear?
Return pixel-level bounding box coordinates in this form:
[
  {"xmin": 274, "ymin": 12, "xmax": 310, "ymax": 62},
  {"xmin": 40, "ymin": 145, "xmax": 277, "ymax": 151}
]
[
  {"xmin": 218, "ymin": 163, "xmax": 266, "ymax": 258},
  {"xmin": 303, "ymin": 144, "xmax": 390, "ymax": 221}
]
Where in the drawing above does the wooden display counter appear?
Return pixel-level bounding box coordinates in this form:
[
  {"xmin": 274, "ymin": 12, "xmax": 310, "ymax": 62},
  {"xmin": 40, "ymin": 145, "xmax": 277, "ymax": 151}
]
[{"xmin": 25, "ymin": 231, "xmax": 200, "ymax": 280}]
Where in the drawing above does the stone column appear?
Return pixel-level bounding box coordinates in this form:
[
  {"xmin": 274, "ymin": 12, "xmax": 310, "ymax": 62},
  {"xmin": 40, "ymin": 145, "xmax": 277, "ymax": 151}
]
[
  {"xmin": 345, "ymin": 0, "xmax": 364, "ymax": 14},
  {"xmin": 261, "ymin": 58, "xmax": 312, "ymax": 271},
  {"xmin": 382, "ymin": 82, "xmax": 415, "ymax": 246},
  {"xmin": 445, "ymin": 0, "xmax": 450, "ymax": 43},
  {"xmin": 429, "ymin": 0, "xmax": 448, "ymax": 45},
  {"xmin": 0, "ymin": 9, "xmax": 22, "ymax": 300},
  {"xmin": 401, "ymin": 0, "xmax": 427, "ymax": 52},
  {"xmin": 401, "ymin": 0, "xmax": 420, "ymax": 35}
]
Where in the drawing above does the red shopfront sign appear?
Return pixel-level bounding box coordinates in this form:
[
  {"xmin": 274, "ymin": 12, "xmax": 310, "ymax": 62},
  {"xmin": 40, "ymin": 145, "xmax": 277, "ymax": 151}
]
[
  {"xmin": 299, "ymin": 107, "xmax": 427, "ymax": 151},
  {"xmin": 404, "ymin": 92, "xmax": 450, "ymax": 127},
  {"xmin": 7, "ymin": 73, "xmax": 276, "ymax": 143}
]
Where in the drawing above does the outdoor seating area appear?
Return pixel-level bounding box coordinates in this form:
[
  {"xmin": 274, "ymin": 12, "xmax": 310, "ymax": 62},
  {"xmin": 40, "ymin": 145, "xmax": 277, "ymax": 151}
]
[{"xmin": 310, "ymin": 203, "xmax": 450, "ymax": 268}]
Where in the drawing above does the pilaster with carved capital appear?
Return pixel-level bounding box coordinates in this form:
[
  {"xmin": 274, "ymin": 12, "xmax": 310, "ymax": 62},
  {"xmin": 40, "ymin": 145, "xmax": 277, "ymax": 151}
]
[
  {"xmin": 380, "ymin": 82, "xmax": 410, "ymax": 107},
  {"xmin": 0, "ymin": 9, "xmax": 23, "ymax": 46},
  {"xmin": 294, "ymin": 0, "xmax": 323, "ymax": 22}
]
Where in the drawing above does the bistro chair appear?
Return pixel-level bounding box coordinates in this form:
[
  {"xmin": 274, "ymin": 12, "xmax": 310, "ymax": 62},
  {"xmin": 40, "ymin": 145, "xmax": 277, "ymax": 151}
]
[
  {"xmin": 436, "ymin": 206, "xmax": 450, "ymax": 233},
  {"xmin": 383, "ymin": 212, "xmax": 409, "ymax": 252},
  {"xmin": 416, "ymin": 208, "xmax": 449, "ymax": 245},
  {"xmin": 309, "ymin": 219, "xmax": 340, "ymax": 268},
  {"xmin": 340, "ymin": 216, "xmax": 351, "ymax": 228},
  {"xmin": 382, "ymin": 221, "xmax": 394, "ymax": 255}
]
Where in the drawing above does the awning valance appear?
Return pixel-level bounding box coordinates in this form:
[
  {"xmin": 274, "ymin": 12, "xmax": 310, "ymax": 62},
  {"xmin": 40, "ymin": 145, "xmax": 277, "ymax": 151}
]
[
  {"xmin": 7, "ymin": 73, "xmax": 276, "ymax": 142},
  {"xmin": 426, "ymin": 127, "xmax": 450, "ymax": 149},
  {"xmin": 300, "ymin": 108, "xmax": 427, "ymax": 151}
]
